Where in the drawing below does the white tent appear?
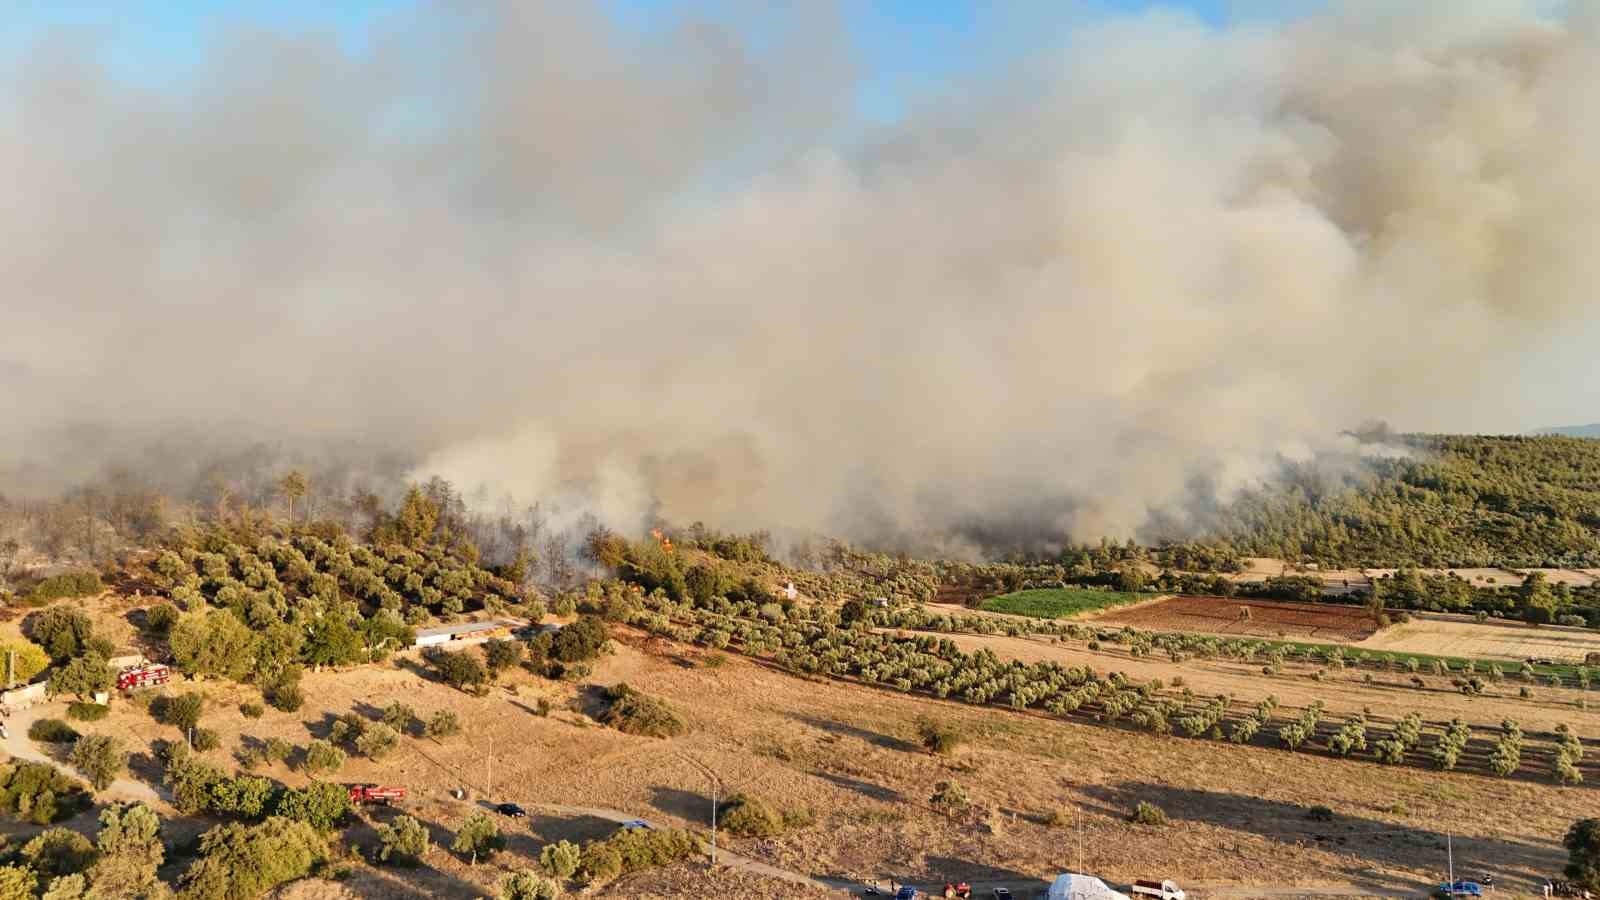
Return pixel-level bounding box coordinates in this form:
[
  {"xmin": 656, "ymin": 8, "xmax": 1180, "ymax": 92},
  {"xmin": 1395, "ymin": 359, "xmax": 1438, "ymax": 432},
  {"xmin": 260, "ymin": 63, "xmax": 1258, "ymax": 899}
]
[{"xmin": 1045, "ymin": 874, "xmax": 1131, "ymax": 900}]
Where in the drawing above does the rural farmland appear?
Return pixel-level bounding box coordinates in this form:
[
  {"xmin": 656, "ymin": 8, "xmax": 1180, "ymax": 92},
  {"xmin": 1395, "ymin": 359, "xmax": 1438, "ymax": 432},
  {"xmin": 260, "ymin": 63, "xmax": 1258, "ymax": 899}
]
[
  {"xmin": 1094, "ymin": 596, "xmax": 1383, "ymax": 642},
  {"xmin": 1357, "ymin": 613, "xmax": 1600, "ymax": 664}
]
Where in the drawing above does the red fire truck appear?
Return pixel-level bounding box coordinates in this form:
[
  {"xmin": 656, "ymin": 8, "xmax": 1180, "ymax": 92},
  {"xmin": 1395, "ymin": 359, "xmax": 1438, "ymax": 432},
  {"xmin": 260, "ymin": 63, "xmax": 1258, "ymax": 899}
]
[
  {"xmin": 348, "ymin": 784, "xmax": 407, "ymax": 805},
  {"xmin": 116, "ymin": 663, "xmax": 171, "ymax": 691}
]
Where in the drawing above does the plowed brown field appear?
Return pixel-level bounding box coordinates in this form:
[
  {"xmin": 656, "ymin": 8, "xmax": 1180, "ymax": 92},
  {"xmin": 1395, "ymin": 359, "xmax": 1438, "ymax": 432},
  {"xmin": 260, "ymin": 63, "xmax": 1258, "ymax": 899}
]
[{"xmin": 1095, "ymin": 596, "xmax": 1380, "ymax": 641}]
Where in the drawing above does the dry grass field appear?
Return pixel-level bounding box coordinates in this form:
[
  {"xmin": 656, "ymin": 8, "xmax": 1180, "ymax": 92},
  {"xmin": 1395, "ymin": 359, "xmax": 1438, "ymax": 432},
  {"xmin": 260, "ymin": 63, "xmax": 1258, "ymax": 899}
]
[
  {"xmin": 0, "ymin": 622, "xmax": 1592, "ymax": 898},
  {"xmin": 1356, "ymin": 613, "xmax": 1600, "ymax": 664},
  {"xmin": 3, "ymin": 580, "xmax": 1599, "ymax": 899}
]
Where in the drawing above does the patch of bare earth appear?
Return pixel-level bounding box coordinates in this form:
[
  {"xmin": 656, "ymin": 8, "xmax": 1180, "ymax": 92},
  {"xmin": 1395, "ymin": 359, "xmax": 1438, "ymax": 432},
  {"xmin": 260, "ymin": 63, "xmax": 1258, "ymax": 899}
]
[{"xmin": 1094, "ymin": 596, "xmax": 1379, "ymax": 641}]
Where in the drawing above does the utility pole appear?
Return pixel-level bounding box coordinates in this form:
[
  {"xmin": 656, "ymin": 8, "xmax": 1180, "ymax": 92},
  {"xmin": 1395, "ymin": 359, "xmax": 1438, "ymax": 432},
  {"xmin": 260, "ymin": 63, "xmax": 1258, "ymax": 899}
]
[
  {"xmin": 7, "ymin": 649, "xmax": 14, "ymax": 690},
  {"xmin": 1447, "ymin": 831, "xmax": 1455, "ymax": 888},
  {"xmin": 677, "ymin": 753, "xmax": 722, "ymax": 868},
  {"xmin": 1077, "ymin": 806, "xmax": 1088, "ymax": 873}
]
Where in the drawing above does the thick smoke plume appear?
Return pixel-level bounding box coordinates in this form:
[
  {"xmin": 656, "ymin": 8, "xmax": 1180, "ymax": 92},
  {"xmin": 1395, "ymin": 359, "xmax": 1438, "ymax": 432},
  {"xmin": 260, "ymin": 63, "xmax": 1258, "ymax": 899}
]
[{"xmin": 4, "ymin": 2, "xmax": 1600, "ymax": 554}]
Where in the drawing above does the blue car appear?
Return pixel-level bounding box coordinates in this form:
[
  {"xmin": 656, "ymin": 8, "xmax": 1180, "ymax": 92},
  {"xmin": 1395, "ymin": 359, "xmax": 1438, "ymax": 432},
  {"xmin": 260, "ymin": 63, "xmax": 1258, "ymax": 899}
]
[
  {"xmin": 895, "ymin": 888, "xmax": 919, "ymax": 900},
  {"xmin": 1439, "ymin": 882, "xmax": 1482, "ymax": 898}
]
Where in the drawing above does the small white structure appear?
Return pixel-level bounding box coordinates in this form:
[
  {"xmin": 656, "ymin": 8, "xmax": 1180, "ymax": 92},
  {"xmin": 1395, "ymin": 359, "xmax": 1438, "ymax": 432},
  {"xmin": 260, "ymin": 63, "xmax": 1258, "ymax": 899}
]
[
  {"xmin": 414, "ymin": 618, "xmax": 525, "ymax": 649},
  {"xmin": 780, "ymin": 582, "xmax": 798, "ymax": 601},
  {"xmin": 1047, "ymin": 874, "xmax": 1131, "ymax": 900},
  {"xmin": 1, "ymin": 682, "xmax": 46, "ymax": 710}
]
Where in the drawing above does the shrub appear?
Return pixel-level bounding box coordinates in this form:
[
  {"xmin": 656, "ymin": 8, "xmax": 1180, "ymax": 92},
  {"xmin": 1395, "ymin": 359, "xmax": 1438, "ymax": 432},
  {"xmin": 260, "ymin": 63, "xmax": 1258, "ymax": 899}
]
[
  {"xmin": 176, "ymin": 817, "xmax": 328, "ymax": 900},
  {"xmin": 551, "ymin": 616, "xmax": 611, "ymax": 662},
  {"xmin": 69, "ymin": 734, "xmax": 126, "ymax": 791},
  {"xmin": 425, "ymin": 710, "xmax": 461, "ymax": 739},
  {"xmin": 29, "ymin": 602, "xmax": 99, "ymax": 659},
  {"xmin": 22, "ymin": 827, "xmax": 96, "ymax": 877},
  {"xmin": 1041, "ymin": 809, "xmax": 1069, "ymax": 828},
  {"xmin": 207, "ymin": 775, "xmax": 275, "ymax": 819},
  {"xmin": 47, "ymin": 654, "xmax": 113, "ymax": 699},
  {"xmin": 916, "ymin": 717, "xmax": 964, "ymax": 755},
  {"xmin": 930, "ymin": 780, "xmax": 970, "ymax": 811},
  {"xmin": 329, "ymin": 712, "xmax": 366, "ymax": 746},
  {"xmin": 599, "ymin": 684, "xmax": 684, "ymax": 738},
  {"xmin": 269, "ymin": 677, "xmax": 305, "ymax": 713},
  {"xmin": 88, "ymin": 802, "xmax": 165, "ymax": 897},
  {"xmin": 0, "ymin": 640, "xmax": 50, "ymax": 685},
  {"xmin": 302, "ymin": 740, "xmax": 346, "ymax": 777},
  {"xmin": 274, "ymin": 782, "xmax": 352, "ymax": 832},
  {"xmin": 575, "ymin": 828, "xmax": 700, "ymax": 885},
  {"xmin": 240, "ymin": 701, "xmax": 264, "ymax": 719},
  {"xmin": 191, "ymin": 728, "xmax": 221, "ymax": 752},
  {"xmin": 381, "ymin": 702, "xmax": 417, "ymax": 733},
  {"xmin": 144, "ymin": 603, "xmax": 181, "ymax": 636},
  {"xmin": 719, "ymin": 793, "xmax": 784, "ymax": 837},
  {"xmin": 1372, "ymin": 738, "xmax": 1406, "ymax": 765},
  {"xmin": 1131, "ymin": 801, "xmax": 1169, "ymax": 827},
  {"xmin": 264, "ymin": 738, "xmax": 292, "ymax": 764},
  {"xmin": 500, "ymin": 871, "xmax": 564, "ymax": 899},
  {"xmin": 356, "ymin": 723, "xmax": 401, "ymax": 760},
  {"xmin": 578, "ymin": 845, "xmax": 622, "ymax": 884},
  {"xmin": 451, "ymin": 812, "xmax": 505, "ymax": 864},
  {"xmin": 1566, "ymin": 818, "xmax": 1600, "ymax": 892},
  {"xmin": 27, "ymin": 572, "xmax": 104, "ymax": 605},
  {"xmin": 426, "ymin": 648, "xmax": 489, "ymax": 692},
  {"xmin": 29, "ymin": 719, "xmax": 79, "ymax": 743},
  {"xmin": 539, "ymin": 839, "xmax": 581, "ymax": 879},
  {"xmin": 377, "ymin": 814, "xmax": 431, "ymax": 865},
  {"xmin": 484, "ymin": 639, "xmax": 523, "ymax": 676},
  {"xmin": 1306, "ymin": 805, "xmax": 1334, "ymax": 822},
  {"xmin": 1490, "ymin": 719, "xmax": 1523, "ymax": 776},
  {"xmin": 158, "ymin": 692, "xmax": 205, "ymax": 732},
  {"xmin": 0, "ymin": 761, "xmax": 90, "ymax": 824},
  {"xmin": 163, "ymin": 748, "xmax": 226, "ymax": 814}
]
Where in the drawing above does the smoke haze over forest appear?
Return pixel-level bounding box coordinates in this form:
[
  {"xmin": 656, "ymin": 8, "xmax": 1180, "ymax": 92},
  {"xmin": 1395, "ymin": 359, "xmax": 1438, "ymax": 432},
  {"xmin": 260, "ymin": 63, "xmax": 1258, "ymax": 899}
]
[{"xmin": 5, "ymin": 1, "xmax": 1600, "ymax": 553}]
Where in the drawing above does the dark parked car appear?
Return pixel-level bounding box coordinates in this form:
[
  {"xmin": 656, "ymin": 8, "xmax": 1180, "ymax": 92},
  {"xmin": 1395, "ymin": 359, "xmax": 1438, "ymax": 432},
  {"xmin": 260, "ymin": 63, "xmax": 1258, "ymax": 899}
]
[
  {"xmin": 992, "ymin": 890, "xmax": 1013, "ymax": 900},
  {"xmin": 494, "ymin": 802, "xmax": 527, "ymax": 818}
]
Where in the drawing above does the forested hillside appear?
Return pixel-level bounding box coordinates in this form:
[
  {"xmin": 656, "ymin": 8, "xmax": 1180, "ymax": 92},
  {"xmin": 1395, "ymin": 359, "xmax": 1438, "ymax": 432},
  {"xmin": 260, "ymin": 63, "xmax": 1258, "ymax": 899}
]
[{"xmin": 1209, "ymin": 435, "xmax": 1600, "ymax": 567}]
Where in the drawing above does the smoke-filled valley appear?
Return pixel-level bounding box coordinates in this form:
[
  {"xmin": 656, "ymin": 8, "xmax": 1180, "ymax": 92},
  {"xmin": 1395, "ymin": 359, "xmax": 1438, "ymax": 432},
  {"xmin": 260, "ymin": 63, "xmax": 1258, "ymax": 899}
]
[{"xmin": 6, "ymin": 1, "xmax": 1600, "ymax": 554}]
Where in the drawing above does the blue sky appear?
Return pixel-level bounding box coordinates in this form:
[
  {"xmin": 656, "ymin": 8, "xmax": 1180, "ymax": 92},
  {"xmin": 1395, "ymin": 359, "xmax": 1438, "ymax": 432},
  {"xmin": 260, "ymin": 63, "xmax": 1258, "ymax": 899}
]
[{"xmin": 2, "ymin": 0, "xmax": 1242, "ymax": 122}]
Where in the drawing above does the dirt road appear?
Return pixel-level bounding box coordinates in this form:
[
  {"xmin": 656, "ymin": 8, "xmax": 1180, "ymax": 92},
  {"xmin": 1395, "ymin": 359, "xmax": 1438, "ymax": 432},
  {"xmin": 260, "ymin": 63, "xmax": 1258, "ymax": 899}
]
[{"xmin": 1, "ymin": 701, "xmax": 160, "ymax": 804}]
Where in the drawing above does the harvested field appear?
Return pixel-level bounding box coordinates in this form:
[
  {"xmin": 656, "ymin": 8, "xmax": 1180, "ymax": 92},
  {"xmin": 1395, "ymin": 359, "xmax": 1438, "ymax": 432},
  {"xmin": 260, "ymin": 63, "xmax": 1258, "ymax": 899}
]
[
  {"xmin": 1095, "ymin": 595, "xmax": 1381, "ymax": 641},
  {"xmin": 1357, "ymin": 613, "xmax": 1600, "ymax": 664}
]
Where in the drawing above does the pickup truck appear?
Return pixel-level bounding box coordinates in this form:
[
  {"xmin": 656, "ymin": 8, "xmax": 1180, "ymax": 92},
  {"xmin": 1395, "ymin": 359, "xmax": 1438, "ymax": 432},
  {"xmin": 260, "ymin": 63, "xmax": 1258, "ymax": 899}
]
[
  {"xmin": 1437, "ymin": 882, "xmax": 1482, "ymax": 898},
  {"xmin": 1131, "ymin": 880, "xmax": 1185, "ymax": 900}
]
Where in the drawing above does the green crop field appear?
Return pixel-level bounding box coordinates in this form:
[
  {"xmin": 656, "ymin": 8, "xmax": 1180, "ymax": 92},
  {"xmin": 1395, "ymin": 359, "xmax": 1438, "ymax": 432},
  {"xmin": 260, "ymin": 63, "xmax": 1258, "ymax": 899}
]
[{"xmin": 980, "ymin": 587, "xmax": 1146, "ymax": 619}]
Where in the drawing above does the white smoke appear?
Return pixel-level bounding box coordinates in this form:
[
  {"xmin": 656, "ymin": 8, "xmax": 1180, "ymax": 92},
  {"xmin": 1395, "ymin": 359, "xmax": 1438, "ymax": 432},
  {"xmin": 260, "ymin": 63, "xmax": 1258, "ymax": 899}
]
[{"xmin": 3, "ymin": 1, "xmax": 1599, "ymax": 550}]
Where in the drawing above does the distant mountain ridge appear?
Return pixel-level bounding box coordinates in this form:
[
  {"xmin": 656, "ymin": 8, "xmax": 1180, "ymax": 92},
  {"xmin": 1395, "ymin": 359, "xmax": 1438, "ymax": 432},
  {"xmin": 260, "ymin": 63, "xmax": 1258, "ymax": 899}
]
[{"xmin": 1532, "ymin": 424, "xmax": 1600, "ymax": 438}]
